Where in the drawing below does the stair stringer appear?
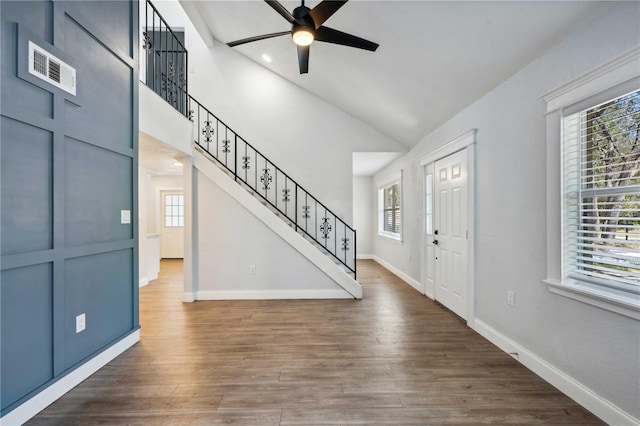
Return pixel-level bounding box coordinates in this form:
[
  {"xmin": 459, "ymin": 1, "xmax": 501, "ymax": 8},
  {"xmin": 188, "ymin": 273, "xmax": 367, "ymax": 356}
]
[{"xmin": 193, "ymin": 151, "xmax": 363, "ymax": 299}]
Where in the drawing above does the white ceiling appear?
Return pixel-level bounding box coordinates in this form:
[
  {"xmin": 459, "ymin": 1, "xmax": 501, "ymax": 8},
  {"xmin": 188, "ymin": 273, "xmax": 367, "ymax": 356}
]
[
  {"xmin": 181, "ymin": 0, "xmax": 610, "ymax": 148},
  {"xmin": 139, "ymin": 132, "xmax": 185, "ymax": 175}
]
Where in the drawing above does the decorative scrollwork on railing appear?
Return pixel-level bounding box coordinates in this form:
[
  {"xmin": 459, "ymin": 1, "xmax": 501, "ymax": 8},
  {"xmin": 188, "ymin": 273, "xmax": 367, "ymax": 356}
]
[
  {"xmin": 188, "ymin": 109, "xmax": 194, "ymax": 121},
  {"xmin": 320, "ymin": 218, "xmax": 332, "ymax": 240},
  {"xmin": 242, "ymin": 156, "xmax": 251, "ymax": 169},
  {"xmin": 142, "ymin": 32, "xmax": 152, "ymax": 52},
  {"xmin": 260, "ymin": 168, "xmax": 272, "ymax": 190},
  {"xmin": 202, "ymin": 120, "xmax": 213, "ymax": 142},
  {"xmin": 188, "ymin": 94, "xmax": 357, "ymax": 277},
  {"xmin": 143, "ymin": 0, "xmax": 188, "ymax": 117}
]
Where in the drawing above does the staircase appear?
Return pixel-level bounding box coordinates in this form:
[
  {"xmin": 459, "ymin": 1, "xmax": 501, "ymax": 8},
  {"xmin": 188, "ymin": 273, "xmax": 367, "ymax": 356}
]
[
  {"xmin": 188, "ymin": 96, "xmax": 358, "ymax": 281},
  {"xmin": 141, "ymin": 0, "xmax": 359, "ymax": 298}
]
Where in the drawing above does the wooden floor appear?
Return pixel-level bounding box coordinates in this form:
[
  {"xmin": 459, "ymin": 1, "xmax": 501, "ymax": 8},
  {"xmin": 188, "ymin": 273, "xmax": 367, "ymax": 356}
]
[{"xmin": 28, "ymin": 259, "xmax": 603, "ymax": 425}]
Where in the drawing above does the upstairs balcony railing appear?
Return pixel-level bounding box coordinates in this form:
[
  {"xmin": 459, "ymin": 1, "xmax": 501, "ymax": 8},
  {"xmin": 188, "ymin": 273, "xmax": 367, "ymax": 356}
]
[
  {"xmin": 141, "ymin": 0, "xmax": 188, "ymax": 117},
  {"xmin": 189, "ymin": 95, "xmax": 357, "ymax": 277}
]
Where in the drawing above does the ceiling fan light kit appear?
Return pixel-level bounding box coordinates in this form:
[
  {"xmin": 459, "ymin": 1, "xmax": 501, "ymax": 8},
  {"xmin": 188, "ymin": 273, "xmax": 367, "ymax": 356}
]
[{"xmin": 227, "ymin": 0, "xmax": 379, "ymax": 74}]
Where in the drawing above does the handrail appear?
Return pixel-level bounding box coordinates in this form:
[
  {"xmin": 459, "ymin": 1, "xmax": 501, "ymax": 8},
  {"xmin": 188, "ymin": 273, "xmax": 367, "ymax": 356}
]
[
  {"xmin": 141, "ymin": 0, "xmax": 189, "ymax": 117},
  {"xmin": 188, "ymin": 95, "xmax": 357, "ymax": 277}
]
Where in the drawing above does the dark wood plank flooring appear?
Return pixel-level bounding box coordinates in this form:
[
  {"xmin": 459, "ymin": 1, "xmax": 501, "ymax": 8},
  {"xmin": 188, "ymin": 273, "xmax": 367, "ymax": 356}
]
[{"xmin": 27, "ymin": 259, "xmax": 603, "ymax": 425}]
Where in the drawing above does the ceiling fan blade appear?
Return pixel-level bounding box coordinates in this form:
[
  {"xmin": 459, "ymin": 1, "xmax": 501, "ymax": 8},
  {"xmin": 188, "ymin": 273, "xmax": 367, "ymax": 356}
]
[
  {"xmin": 315, "ymin": 26, "xmax": 379, "ymax": 51},
  {"xmin": 264, "ymin": 0, "xmax": 298, "ymax": 24},
  {"xmin": 308, "ymin": 1, "xmax": 348, "ymax": 29},
  {"xmin": 297, "ymin": 45, "xmax": 309, "ymax": 74},
  {"xmin": 227, "ymin": 31, "xmax": 291, "ymax": 47}
]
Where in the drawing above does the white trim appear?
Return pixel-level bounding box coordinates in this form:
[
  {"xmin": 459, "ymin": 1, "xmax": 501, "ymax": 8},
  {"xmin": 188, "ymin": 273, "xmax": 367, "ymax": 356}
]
[
  {"xmin": 377, "ymin": 173, "xmax": 403, "ymax": 241},
  {"xmin": 543, "ymin": 46, "xmax": 640, "ymax": 113},
  {"xmin": 370, "ymin": 255, "xmax": 423, "ymax": 294},
  {"xmin": 139, "ymin": 277, "xmax": 149, "ymax": 287},
  {"xmin": 182, "ymin": 292, "xmax": 195, "ymax": 303},
  {"xmin": 0, "ymin": 330, "xmax": 140, "ymax": 426},
  {"xmin": 196, "ymin": 289, "xmax": 352, "ymax": 300},
  {"xmin": 466, "ymin": 143, "xmax": 476, "ymax": 329},
  {"xmin": 544, "ymin": 49, "xmax": 640, "ymax": 318},
  {"xmin": 377, "ymin": 231, "xmax": 403, "ymax": 244},
  {"xmin": 545, "ymin": 279, "xmax": 640, "ymax": 320},
  {"xmin": 356, "ymin": 254, "xmax": 374, "ymax": 260},
  {"xmin": 418, "ymin": 130, "xmax": 476, "ymax": 327},
  {"xmin": 473, "ymin": 320, "xmax": 639, "ymax": 426},
  {"xmin": 419, "ymin": 129, "xmax": 477, "ymax": 166},
  {"xmin": 194, "ymin": 150, "xmax": 362, "ymax": 299}
]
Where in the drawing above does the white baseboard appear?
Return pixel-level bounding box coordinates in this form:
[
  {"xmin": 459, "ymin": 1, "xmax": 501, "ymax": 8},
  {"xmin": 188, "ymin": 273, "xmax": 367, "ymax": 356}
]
[
  {"xmin": 196, "ymin": 289, "xmax": 352, "ymax": 300},
  {"xmin": 0, "ymin": 330, "xmax": 140, "ymax": 426},
  {"xmin": 139, "ymin": 277, "xmax": 149, "ymax": 287},
  {"xmin": 356, "ymin": 254, "xmax": 374, "ymax": 260},
  {"xmin": 474, "ymin": 319, "xmax": 639, "ymax": 426},
  {"xmin": 370, "ymin": 255, "xmax": 423, "ymax": 294},
  {"xmin": 182, "ymin": 292, "xmax": 195, "ymax": 302}
]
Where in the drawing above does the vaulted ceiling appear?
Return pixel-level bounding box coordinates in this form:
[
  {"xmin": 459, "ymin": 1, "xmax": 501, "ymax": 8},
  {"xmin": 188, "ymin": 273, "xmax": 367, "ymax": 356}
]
[{"xmin": 181, "ymin": 1, "xmax": 611, "ymax": 148}]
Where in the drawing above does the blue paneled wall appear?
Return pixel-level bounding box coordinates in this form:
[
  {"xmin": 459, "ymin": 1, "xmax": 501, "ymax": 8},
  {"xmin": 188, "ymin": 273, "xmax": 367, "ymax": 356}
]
[{"xmin": 0, "ymin": 0, "xmax": 139, "ymax": 415}]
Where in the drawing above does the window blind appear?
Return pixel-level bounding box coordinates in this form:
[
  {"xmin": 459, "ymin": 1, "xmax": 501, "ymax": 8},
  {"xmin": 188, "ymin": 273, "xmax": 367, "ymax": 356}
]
[
  {"xmin": 383, "ymin": 183, "xmax": 400, "ymax": 234},
  {"xmin": 563, "ymin": 89, "xmax": 640, "ymax": 294}
]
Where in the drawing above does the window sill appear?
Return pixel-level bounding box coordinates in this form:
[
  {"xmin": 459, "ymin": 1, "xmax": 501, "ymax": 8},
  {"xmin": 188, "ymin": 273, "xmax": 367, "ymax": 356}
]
[
  {"xmin": 544, "ymin": 279, "xmax": 640, "ymax": 320},
  {"xmin": 378, "ymin": 232, "xmax": 403, "ymax": 244}
]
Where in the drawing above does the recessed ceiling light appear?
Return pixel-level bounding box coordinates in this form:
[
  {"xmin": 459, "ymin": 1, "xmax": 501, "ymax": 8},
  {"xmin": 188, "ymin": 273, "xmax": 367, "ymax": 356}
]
[{"xmin": 262, "ymin": 54, "xmax": 272, "ymax": 63}]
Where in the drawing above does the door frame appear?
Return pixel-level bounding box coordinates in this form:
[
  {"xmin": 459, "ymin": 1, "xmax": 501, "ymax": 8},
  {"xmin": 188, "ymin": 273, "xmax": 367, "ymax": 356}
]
[
  {"xmin": 160, "ymin": 189, "xmax": 185, "ymax": 259},
  {"xmin": 419, "ymin": 129, "xmax": 476, "ymax": 327}
]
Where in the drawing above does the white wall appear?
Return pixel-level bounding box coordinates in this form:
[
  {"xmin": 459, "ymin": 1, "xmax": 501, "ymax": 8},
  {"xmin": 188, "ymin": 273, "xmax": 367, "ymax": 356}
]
[
  {"xmin": 151, "ymin": 0, "xmax": 406, "ymax": 226},
  {"xmin": 196, "ymin": 170, "xmax": 351, "ymax": 298},
  {"xmin": 372, "ymin": 2, "xmax": 640, "ymax": 421},
  {"xmin": 352, "ymin": 176, "xmax": 374, "ymax": 256}
]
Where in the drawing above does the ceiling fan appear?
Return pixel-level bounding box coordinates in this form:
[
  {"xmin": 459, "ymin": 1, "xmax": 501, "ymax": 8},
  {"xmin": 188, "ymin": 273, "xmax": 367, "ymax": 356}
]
[{"xmin": 227, "ymin": 0, "xmax": 379, "ymax": 74}]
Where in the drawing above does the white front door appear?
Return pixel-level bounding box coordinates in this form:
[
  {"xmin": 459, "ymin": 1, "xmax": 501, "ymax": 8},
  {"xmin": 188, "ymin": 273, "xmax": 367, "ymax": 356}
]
[
  {"xmin": 161, "ymin": 191, "xmax": 184, "ymax": 259},
  {"xmin": 433, "ymin": 149, "xmax": 468, "ymax": 319}
]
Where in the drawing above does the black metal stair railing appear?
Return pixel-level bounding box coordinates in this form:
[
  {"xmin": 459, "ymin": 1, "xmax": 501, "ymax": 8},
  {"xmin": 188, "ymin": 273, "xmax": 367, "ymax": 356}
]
[
  {"xmin": 189, "ymin": 95, "xmax": 357, "ymax": 277},
  {"xmin": 141, "ymin": 0, "xmax": 188, "ymax": 117}
]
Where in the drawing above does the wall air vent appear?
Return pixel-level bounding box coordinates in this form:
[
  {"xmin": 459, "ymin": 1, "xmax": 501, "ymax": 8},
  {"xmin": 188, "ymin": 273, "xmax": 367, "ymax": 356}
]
[{"xmin": 28, "ymin": 41, "xmax": 76, "ymax": 95}]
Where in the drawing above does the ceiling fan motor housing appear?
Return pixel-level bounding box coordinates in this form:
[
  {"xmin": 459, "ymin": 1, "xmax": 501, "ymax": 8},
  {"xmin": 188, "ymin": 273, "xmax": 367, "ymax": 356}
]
[{"xmin": 292, "ymin": 5, "xmax": 315, "ymax": 38}]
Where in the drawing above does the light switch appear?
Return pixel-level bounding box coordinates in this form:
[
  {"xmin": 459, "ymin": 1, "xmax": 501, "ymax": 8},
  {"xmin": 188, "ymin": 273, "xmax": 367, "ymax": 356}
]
[{"xmin": 121, "ymin": 210, "xmax": 131, "ymax": 224}]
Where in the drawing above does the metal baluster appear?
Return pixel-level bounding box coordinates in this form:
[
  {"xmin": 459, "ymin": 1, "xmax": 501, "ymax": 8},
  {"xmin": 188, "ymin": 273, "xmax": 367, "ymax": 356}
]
[
  {"xmin": 152, "ymin": 8, "xmax": 155, "ymax": 93},
  {"xmin": 294, "ymin": 183, "xmax": 298, "ymax": 232},
  {"xmin": 184, "ymin": 49, "xmax": 188, "ymax": 116},
  {"xmin": 354, "ymin": 229, "xmax": 357, "ymax": 278},
  {"xmin": 144, "ymin": 2, "xmax": 148, "ymax": 86},
  {"xmin": 333, "ymin": 215, "xmax": 338, "ymax": 255}
]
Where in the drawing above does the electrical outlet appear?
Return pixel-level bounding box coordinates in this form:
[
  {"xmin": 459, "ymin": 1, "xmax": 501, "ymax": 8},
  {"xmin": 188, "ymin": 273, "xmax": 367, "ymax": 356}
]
[
  {"xmin": 249, "ymin": 265, "xmax": 256, "ymax": 275},
  {"xmin": 507, "ymin": 291, "xmax": 515, "ymax": 307},
  {"xmin": 76, "ymin": 313, "xmax": 86, "ymax": 333}
]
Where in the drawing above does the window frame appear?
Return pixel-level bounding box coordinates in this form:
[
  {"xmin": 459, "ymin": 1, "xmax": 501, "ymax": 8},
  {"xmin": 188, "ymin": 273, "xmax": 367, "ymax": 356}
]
[
  {"xmin": 377, "ymin": 172, "xmax": 403, "ymax": 242},
  {"xmin": 543, "ymin": 47, "xmax": 640, "ymax": 320},
  {"xmin": 164, "ymin": 193, "xmax": 184, "ymax": 228}
]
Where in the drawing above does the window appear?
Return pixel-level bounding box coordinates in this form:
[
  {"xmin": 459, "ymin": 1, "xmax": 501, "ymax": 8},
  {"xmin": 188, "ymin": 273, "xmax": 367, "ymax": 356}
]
[
  {"xmin": 164, "ymin": 194, "xmax": 184, "ymax": 227},
  {"xmin": 378, "ymin": 177, "xmax": 402, "ymax": 240},
  {"xmin": 544, "ymin": 49, "xmax": 639, "ymax": 319},
  {"xmin": 563, "ymin": 90, "xmax": 640, "ymax": 298},
  {"xmin": 425, "ymin": 171, "xmax": 434, "ymax": 235}
]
